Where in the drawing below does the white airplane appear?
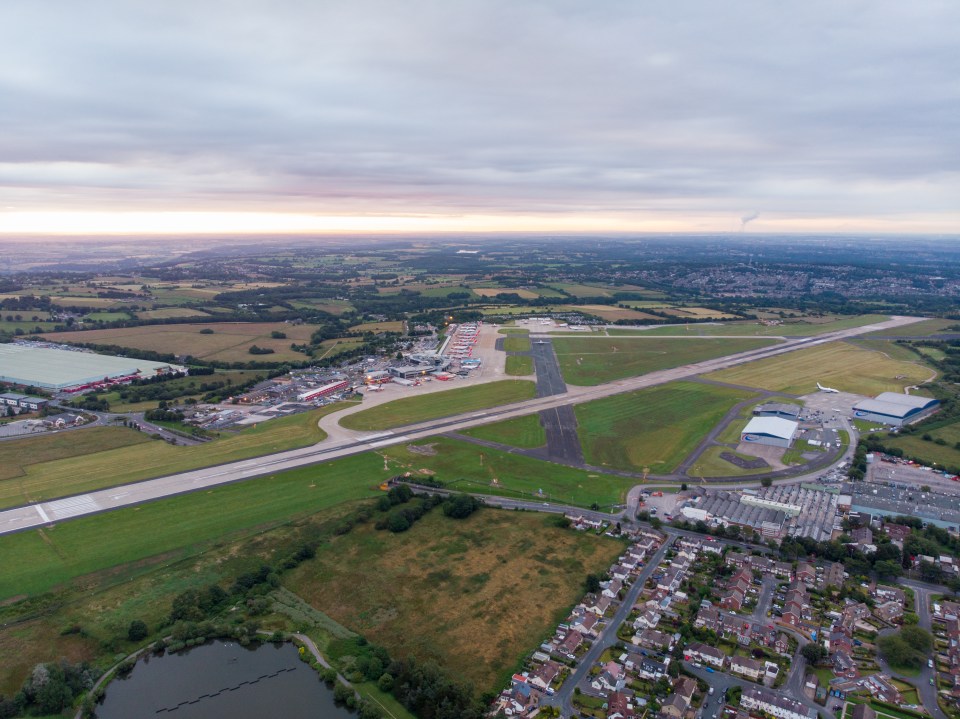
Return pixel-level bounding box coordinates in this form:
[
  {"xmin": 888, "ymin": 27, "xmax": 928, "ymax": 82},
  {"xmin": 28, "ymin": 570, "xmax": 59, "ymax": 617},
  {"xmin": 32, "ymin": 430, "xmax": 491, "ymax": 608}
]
[{"xmin": 817, "ymin": 382, "xmax": 840, "ymax": 394}]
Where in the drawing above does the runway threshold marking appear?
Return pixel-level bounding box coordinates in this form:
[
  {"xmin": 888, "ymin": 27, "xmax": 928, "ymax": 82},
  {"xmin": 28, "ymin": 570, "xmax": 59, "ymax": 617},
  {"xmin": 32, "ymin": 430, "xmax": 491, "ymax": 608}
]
[{"xmin": 34, "ymin": 504, "xmax": 50, "ymax": 523}]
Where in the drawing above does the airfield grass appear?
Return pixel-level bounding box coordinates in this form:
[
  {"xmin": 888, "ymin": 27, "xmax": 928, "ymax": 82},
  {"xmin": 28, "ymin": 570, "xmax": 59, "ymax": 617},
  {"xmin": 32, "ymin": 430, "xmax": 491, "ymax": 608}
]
[
  {"xmin": 863, "ymin": 318, "xmax": 956, "ymax": 337},
  {"xmin": 693, "ymin": 446, "xmax": 771, "ymax": 478},
  {"xmin": 340, "ymin": 380, "xmax": 536, "ymax": 431},
  {"xmin": 558, "ymin": 305, "xmax": 661, "ymax": 322},
  {"xmin": 0, "ymin": 402, "xmax": 356, "ymax": 509},
  {"xmin": 575, "ymin": 381, "xmax": 757, "ymax": 473},
  {"xmin": 503, "ymin": 335, "xmax": 531, "ymax": 352},
  {"xmin": 849, "ymin": 339, "xmax": 924, "ymax": 362},
  {"xmin": 552, "ymin": 336, "xmax": 778, "ymax": 385},
  {"xmin": 498, "ymin": 327, "xmax": 529, "ymax": 334},
  {"xmin": 43, "ymin": 321, "xmax": 320, "ymax": 363},
  {"xmin": 705, "ymin": 341, "xmax": 935, "ymax": 396},
  {"xmin": 0, "ymin": 426, "xmax": 151, "ymax": 484},
  {"xmin": 505, "ymin": 354, "xmax": 534, "ymax": 375},
  {"xmin": 608, "ymin": 313, "xmax": 890, "ymax": 337},
  {"xmin": 0, "ymin": 452, "xmax": 387, "ymax": 601},
  {"xmin": 461, "ymin": 414, "xmax": 546, "ymax": 448},
  {"xmin": 286, "ymin": 507, "xmax": 623, "ymax": 692},
  {"xmin": 380, "ymin": 437, "xmax": 636, "ymax": 508},
  {"xmin": 349, "ymin": 320, "xmax": 405, "ymax": 333}
]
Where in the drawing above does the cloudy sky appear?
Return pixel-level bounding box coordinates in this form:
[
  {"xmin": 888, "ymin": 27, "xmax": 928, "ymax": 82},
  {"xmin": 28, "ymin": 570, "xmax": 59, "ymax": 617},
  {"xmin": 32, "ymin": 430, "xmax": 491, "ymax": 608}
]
[{"xmin": 1, "ymin": 0, "xmax": 958, "ymax": 235}]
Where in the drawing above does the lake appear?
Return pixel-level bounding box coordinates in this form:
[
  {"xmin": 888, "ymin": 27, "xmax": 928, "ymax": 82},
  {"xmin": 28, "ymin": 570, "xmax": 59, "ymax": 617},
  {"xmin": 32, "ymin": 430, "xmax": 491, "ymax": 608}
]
[{"xmin": 96, "ymin": 640, "xmax": 356, "ymax": 718}]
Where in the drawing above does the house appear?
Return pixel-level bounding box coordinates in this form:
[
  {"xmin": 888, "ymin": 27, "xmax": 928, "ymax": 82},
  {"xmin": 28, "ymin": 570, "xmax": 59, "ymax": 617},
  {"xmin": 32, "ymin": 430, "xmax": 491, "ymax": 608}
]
[
  {"xmin": 673, "ymin": 676, "xmax": 697, "ymax": 703},
  {"xmin": 660, "ymin": 692, "xmax": 690, "ymax": 718},
  {"xmin": 633, "ymin": 608, "xmax": 661, "ymax": 630},
  {"xmin": 607, "ymin": 691, "xmax": 636, "ymax": 719},
  {"xmin": 851, "ymin": 526, "xmax": 873, "ymax": 545},
  {"xmin": 686, "ymin": 642, "xmax": 725, "ymax": 668},
  {"xmin": 726, "ymin": 551, "xmax": 749, "ymax": 569},
  {"xmin": 657, "ymin": 566, "xmax": 684, "ymax": 592},
  {"xmin": 874, "ymin": 585, "xmax": 905, "ymax": 604},
  {"xmin": 529, "ymin": 660, "xmax": 562, "ymax": 691},
  {"xmin": 638, "ymin": 657, "xmax": 668, "ymax": 680},
  {"xmin": 720, "ymin": 589, "xmax": 745, "ymax": 612},
  {"xmin": 740, "ymin": 686, "xmax": 817, "ymax": 719},
  {"xmin": 611, "ymin": 564, "xmax": 632, "ymax": 581},
  {"xmin": 823, "ymin": 561, "xmax": 845, "ymax": 588},
  {"xmin": 882, "ymin": 523, "xmax": 912, "ymax": 544},
  {"xmin": 775, "ymin": 633, "xmax": 790, "ymax": 655},
  {"xmin": 773, "ymin": 561, "xmax": 793, "ymax": 578},
  {"xmin": 557, "ymin": 630, "xmax": 583, "ymax": 659},
  {"xmin": 501, "ymin": 675, "xmax": 539, "ymax": 718},
  {"xmin": 832, "ymin": 650, "xmax": 857, "ymax": 678},
  {"xmin": 635, "ymin": 628, "xmax": 672, "ymax": 651},
  {"xmin": 803, "ymin": 673, "xmax": 819, "ymax": 700},
  {"xmin": 795, "ymin": 562, "xmax": 816, "ymax": 585},
  {"xmin": 730, "ymin": 655, "xmax": 765, "ymax": 681},
  {"xmin": 850, "ymin": 705, "xmax": 876, "ymax": 719},
  {"xmin": 874, "ymin": 601, "xmax": 904, "ymax": 624},
  {"xmin": 603, "ymin": 579, "xmax": 624, "ymax": 599},
  {"xmin": 574, "ymin": 613, "xmax": 600, "ymax": 638},
  {"xmin": 863, "ymin": 674, "xmax": 902, "ymax": 704},
  {"xmin": 694, "ymin": 605, "xmax": 721, "ymax": 632},
  {"xmin": 592, "ymin": 661, "xmax": 625, "ymax": 693},
  {"xmin": 586, "ymin": 595, "xmax": 612, "ymax": 616},
  {"xmin": 827, "ymin": 629, "xmax": 852, "ymax": 656}
]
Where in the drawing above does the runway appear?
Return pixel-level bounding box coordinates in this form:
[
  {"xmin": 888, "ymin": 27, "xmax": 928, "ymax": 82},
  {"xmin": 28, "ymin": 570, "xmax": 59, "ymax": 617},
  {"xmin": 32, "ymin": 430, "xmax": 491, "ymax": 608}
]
[{"xmin": 0, "ymin": 315, "xmax": 925, "ymax": 536}]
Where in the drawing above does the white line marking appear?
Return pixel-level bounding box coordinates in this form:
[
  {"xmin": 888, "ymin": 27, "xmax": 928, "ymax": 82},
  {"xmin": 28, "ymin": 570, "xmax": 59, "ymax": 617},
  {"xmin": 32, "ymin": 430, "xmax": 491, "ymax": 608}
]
[
  {"xmin": 35, "ymin": 505, "xmax": 50, "ymax": 523},
  {"xmin": 368, "ymin": 436, "xmax": 410, "ymax": 448}
]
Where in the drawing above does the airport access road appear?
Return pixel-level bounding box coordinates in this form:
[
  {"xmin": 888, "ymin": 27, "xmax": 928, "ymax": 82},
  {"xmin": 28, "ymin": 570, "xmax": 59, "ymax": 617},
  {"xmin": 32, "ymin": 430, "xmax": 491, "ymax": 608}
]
[{"xmin": 0, "ymin": 314, "xmax": 924, "ymax": 536}]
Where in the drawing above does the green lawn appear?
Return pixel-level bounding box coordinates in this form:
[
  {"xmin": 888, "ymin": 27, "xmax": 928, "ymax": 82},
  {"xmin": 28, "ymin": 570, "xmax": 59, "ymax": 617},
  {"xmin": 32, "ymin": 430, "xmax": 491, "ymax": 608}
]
[
  {"xmin": 551, "ymin": 336, "xmax": 779, "ymax": 385},
  {"xmin": 380, "ymin": 437, "xmax": 636, "ymax": 508},
  {"xmin": 863, "ymin": 318, "xmax": 956, "ymax": 338},
  {"xmin": 882, "ymin": 426, "xmax": 960, "ymax": 471},
  {"xmin": 0, "ymin": 402, "xmax": 356, "ymax": 509},
  {"xmin": 575, "ymin": 381, "xmax": 757, "ymax": 472},
  {"xmin": 503, "ymin": 335, "xmax": 531, "ymax": 352},
  {"xmin": 461, "ymin": 414, "xmax": 546, "ymax": 448},
  {"xmin": 498, "ymin": 327, "xmax": 529, "ymax": 334},
  {"xmin": 340, "ymin": 381, "xmax": 536, "ymax": 431},
  {"xmin": 505, "ymin": 354, "xmax": 534, "ymax": 376},
  {"xmin": 0, "ymin": 452, "xmax": 387, "ymax": 600}
]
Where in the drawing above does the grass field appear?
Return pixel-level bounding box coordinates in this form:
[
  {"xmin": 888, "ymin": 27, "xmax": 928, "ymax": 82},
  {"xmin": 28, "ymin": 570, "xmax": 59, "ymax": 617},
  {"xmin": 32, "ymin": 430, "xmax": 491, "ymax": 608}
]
[
  {"xmin": 472, "ymin": 287, "xmax": 539, "ymax": 299},
  {"xmin": 0, "ymin": 453, "xmax": 387, "ymax": 601},
  {"xmin": 43, "ymin": 321, "xmax": 320, "ymax": 363},
  {"xmin": 349, "ymin": 320, "xmax": 405, "ymax": 333},
  {"xmin": 99, "ymin": 369, "xmax": 266, "ymax": 412},
  {"xmin": 461, "ymin": 414, "xmax": 546, "ymax": 448},
  {"xmin": 692, "ymin": 446, "xmax": 771, "ymax": 478},
  {"xmin": 0, "ymin": 403, "xmax": 355, "ymax": 509},
  {"xmin": 547, "ymin": 283, "xmax": 655, "ymax": 298},
  {"xmin": 575, "ymin": 381, "xmax": 756, "ymax": 472},
  {"xmin": 558, "ymin": 305, "xmax": 661, "ymax": 322},
  {"xmin": 882, "ymin": 424, "xmax": 960, "ymax": 470},
  {"xmin": 380, "ymin": 437, "xmax": 636, "ymax": 507},
  {"xmin": 705, "ymin": 341, "xmax": 935, "ymax": 395},
  {"xmin": 498, "ymin": 327, "xmax": 529, "ymax": 334},
  {"xmin": 609, "ymin": 314, "xmax": 890, "ymax": 337},
  {"xmin": 503, "ymin": 335, "xmax": 531, "ymax": 352},
  {"xmin": 850, "ymin": 339, "xmax": 924, "ymax": 362},
  {"xmin": 136, "ymin": 307, "xmax": 211, "ymax": 320},
  {"xmin": 505, "ymin": 355, "xmax": 534, "ymax": 375},
  {"xmin": 552, "ymin": 336, "xmax": 778, "ymax": 385},
  {"xmin": 285, "ymin": 507, "xmax": 624, "ymax": 691},
  {"xmin": 340, "ymin": 381, "xmax": 536, "ymax": 431}
]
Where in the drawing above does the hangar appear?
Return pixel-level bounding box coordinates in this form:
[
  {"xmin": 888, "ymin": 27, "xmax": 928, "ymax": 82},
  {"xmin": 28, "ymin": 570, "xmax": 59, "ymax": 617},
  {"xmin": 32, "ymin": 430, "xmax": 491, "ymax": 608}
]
[
  {"xmin": 740, "ymin": 416, "xmax": 798, "ymax": 449},
  {"xmin": 852, "ymin": 392, "xmax": 939, "ymax": 427},
  {"xmin": 753, "ymin": 402, "xmax": 801, "ymax": 421}
]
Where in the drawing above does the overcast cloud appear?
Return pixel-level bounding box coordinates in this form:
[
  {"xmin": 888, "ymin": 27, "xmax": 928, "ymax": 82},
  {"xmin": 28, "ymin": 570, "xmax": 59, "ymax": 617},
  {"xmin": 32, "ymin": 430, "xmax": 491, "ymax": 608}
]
[{"xmin": 1, "ymin": 0, "xmax": 958, "ymax": 233}]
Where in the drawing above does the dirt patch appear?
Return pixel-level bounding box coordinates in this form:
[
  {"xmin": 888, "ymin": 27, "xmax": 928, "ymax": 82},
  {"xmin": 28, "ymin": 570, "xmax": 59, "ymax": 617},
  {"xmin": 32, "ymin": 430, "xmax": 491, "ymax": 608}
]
[
  {"xmin": 407, "ymin": 443, "xmax": 437, "ymax": 456},
  {"xmin": 720, "ymin": 452, "xmax": 770, "ymax": 470},
  {"xmin": 418, "ymin": 468, "xmax": 436, "ymax": 475}
]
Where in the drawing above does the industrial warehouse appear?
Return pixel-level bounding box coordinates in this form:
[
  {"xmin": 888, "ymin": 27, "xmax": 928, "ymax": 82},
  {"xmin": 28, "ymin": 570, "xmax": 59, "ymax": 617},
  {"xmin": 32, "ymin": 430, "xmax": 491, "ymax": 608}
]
[
  {"xmin": 852, "ymin": 391, "xmax": 940, "ymax": 427},
  {"xmin": 0, "ymin": 342, "xmax": 185, "ymax": 392}
]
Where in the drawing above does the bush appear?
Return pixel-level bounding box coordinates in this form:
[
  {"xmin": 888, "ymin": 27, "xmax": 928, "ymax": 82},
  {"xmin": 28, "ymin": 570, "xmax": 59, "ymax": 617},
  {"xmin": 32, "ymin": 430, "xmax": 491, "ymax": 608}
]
[
  {"xmin": 442, "ymin": 493, "xmax": 481, "ymax": 519},
  {"xmin": 127, "ymin": 619, "xmax": 149, "ymax": 642}
]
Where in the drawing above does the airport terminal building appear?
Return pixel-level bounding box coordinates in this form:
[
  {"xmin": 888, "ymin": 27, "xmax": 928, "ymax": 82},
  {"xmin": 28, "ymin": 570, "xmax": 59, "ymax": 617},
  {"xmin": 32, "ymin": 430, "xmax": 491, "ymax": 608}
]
[{"xmin": 853, "ymin": 392, "xmax": 939, "ymax": 427}]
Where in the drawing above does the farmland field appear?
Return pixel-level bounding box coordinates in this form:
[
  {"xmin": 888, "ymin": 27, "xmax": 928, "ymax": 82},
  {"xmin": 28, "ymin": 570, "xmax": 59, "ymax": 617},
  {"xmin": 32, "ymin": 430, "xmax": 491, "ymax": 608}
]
[
  {"xmin": 472, "ymin": 287, "xmax": 539, "ymax": 299},
  {"xmin": 575, "ymin": 381, "xmax": 757, "ymax": 472},
  {"xmin": 286, "ymin": 507, "xmax": 624, "ymax": 692},
  {"xmin": 557, "ymin": 304, "xmax": 660, "ymax": 322},
  {"xmin": 552, "ymin": 336, "xmax": 779, "ymax": 385},
  {"xmin": 705, "ymin": 341, "xmax": 935, "ymax": 395},
  {"xmin": 340, "ymin": 380, "xmax": 536, "ymax": 431},
  {"xmin": 43, "ymin": 321, "xmax": 319, "ymax": 362},
  {"xmin": 0, "ymin": 402, "xmax": 355, "ymax": 509},
  {"xmin": 505, "ymin": 354, "xmax": 534, "ymax": 375},
  {"xmin": 380, "ymin": 437, "xmax": 636, "ymax": 508},
  {"xmin": 136, "ymin": 307, "xmax": 211, "ymax": 320},
  {"xmin": 461, "ymin": 414, "xmax": 546, "ymax": 448}
]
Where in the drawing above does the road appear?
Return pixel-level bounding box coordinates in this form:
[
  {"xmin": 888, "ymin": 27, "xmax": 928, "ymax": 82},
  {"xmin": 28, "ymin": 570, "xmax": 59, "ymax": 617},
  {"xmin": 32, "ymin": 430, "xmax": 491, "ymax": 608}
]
[
  {"xmin": 751, "ymin": 576, "xmax": 777, "ymax": 623},
  {"xmin": 542, "ymin": 536, "xmax": 676, "ymax": 717},
  {"xmin": 0, "ymin": 314, "xmax": 922, "ymax": 535},
  {"xmin": 684, "ymin": 662, "xmax": 831, "ymax": 719},
  {"xmin": 892, "ymin": 579, "xmax": 947, "ymax": 719}
]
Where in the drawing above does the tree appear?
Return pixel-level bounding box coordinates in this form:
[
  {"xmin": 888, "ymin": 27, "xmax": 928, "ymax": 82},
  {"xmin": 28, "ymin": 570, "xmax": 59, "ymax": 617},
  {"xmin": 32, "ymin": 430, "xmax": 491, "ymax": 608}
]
[
  {"xmin": 878, "ymin": 626, "xmax": 933, "ymax": 671},
  {"xmin": 761, "ymin": 477, "xmax": 773, "ymax": 488},
  {"xmin": 874, "ymin": 559, "xmax": 902, "ymax": 580},
  {"xmin": 127, "ymin": 619, "xmax": 149, "ymax": 642},
  {"xmin": 801, "ymin": 643, "xmax": 827, "ymax": 664},
  {"xmin": 378, "ymin": 673, "xmax": 394, "ymax": 692},
  {"xmin": 584, "ymin": 573, "xmax": 602, "ymax": 594}
]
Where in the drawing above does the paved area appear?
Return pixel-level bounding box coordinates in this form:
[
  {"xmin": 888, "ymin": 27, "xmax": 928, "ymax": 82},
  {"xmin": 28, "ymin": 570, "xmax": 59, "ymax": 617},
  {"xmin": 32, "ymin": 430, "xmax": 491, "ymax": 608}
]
[
  {"xmin": 531, "ymin": 405, "xmax": 585, "ymax": 465},
  {"xmin": 0, "ymin": 315, "xmax": 924, "ymax": 535}
]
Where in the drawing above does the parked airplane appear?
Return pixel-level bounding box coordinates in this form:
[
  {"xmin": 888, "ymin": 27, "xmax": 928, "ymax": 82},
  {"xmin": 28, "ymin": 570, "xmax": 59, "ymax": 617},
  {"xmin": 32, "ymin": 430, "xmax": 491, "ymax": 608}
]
[{"xmin": 817, "ymin": 382, "xmax": 840, "ymax": 393}]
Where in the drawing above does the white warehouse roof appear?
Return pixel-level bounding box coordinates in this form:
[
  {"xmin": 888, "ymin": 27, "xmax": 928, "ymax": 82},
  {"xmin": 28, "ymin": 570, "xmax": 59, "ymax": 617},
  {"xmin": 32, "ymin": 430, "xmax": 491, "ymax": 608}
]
[
  {"xmin": 873, "ymin": 392, "xmax": 939, "ymax": 411},
  {"xmin": 741, "ymin": 416, "xmax": 799, "ymax": 441}
]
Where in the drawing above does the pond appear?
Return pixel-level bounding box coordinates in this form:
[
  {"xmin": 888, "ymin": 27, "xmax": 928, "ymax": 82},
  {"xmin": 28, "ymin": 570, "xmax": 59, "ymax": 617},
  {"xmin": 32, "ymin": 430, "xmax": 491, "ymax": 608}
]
[{"xmin": 96, "ymin": 640, "xmax": 356, "ymax": 718}]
